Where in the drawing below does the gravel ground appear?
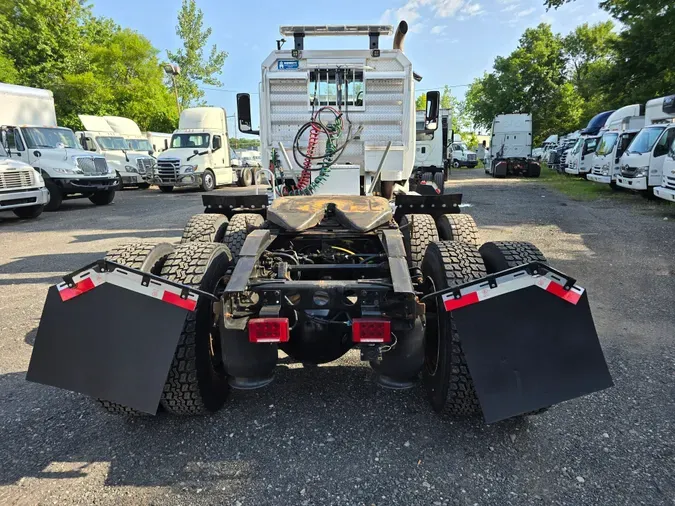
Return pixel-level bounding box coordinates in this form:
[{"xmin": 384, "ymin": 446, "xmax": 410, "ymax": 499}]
[{"xmin": 0, "ymin": 173, "xmax": 674, "ymax": 506}]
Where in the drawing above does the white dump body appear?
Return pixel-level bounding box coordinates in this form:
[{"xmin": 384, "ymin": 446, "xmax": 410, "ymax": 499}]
[
  {"xmin": 491, "ymin": 114, "xmax": 533, "ymax": 159},
  {"xmin": 0, "ymin": 83, "xmax": 57, "ymax": 127},
  {"xmin": 259, "ymin": 38, "xmax": 416, "ymax": 183}
]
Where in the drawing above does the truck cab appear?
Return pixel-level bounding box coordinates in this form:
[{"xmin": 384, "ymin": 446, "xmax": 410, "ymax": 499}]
[
  {"xmin": 154, "ymin": 107, "xmax": 234, "ymax": 192},
  {"xmin": 450, "ymin": 136, "xmax": 478, "ymax": 168},
  {"xmin": 565, "ymin": 135, "xmax": 600, "ymax": 176},
  {"xmin": 615, "ymin": 95, "xmax": 675, "ymax": 197},
  {"xmin": 587, "ymin": 129, "xmax": 640, "ymax": 186},
  {"xmin": 0, "ymin": 83, "xmax": 116, "ymax": 211},
  {"xmin": 78, "ymin": 115, "xmax": 155, "ymax": 188},
  {"xmin": 0, "ymin": 140, "xmax": 50, "ymax": 219},
  {"xmin": 414, "ymin": 109, "xmax": 451, "ymax": 182},
  {"xmin": 532, "ymin": 134, "xmax": 558, "ymax": 161},
  {"xmin": 653, "ymin": 136, "xmax": 675, "ymax": 202}
]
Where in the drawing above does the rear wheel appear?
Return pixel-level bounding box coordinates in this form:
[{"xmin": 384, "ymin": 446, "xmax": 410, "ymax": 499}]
[
  {"xmin": 436, "ymin": 214, "xmax": 479, "ymax": 246},
  {"xmin": 400, "ymin": 214, "xmax": 439, "ymax": 272},
  {"xmin": 181, "ymin": 214, "xmax": 229, "ymax": 243},
  {"xmin": 13, "ymin": 205, "xmax": 44, "ymax": 219},
  {"xmin": 421, "ymin": 172, "xmax": 432, "ymax": 182},
  {"xmin": 221, "ymin": 213, "xmax": 264, "ymax": 259},
  {"xmin": 421, "ymin": 241, "xmax": 486, "ymax": 417},
  {"xmin": 434, "ymin": 171, "xmax": 445, "ymax": 190},
  {"xmin": 159, "ymin": 186, "xmax": 174, "ymax": 193},
  {"xmin": 159, "ymin": 242, "xmax": 233, "ymax": 415},
  {"xmin": 89, "ymin": 190, "xmax": 115, "ymax": 206},
  {"xmin": 237, "ymin": 167, "xmax": 254, "ymax": 187},
  {"xmin": 479, "ymin": 241, "xmax": 547, "ymax": 272},
  {"xmin": 98, "ymin": 241, "xmax": 175, "ymax": 415}
]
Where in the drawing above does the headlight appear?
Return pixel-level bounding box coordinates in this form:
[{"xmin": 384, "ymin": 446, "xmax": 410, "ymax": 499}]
[
  {"xmin": 180, "ymin": 164, "xmax": 198, "ymax": 173},
  {"xmin": 125, "ymin": 165, "xmax": 138, "ymax": 173},
  {"xmin": 601, "ymin": 163, "xmax": 610, "ymax": 176},
  {"xmin": 53, "ymin": 167, "xmax": 82, "ymax": 175},
  {"xmin": 35, "ymin": 171, "xmax": 45, "ymax": 184},
  {"xmin": 636, "ymin": 166, "xmax": 649, "ymax": 176}
]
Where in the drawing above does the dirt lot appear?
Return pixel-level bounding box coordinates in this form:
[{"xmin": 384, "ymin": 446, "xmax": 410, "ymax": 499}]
[{"xmin": 1, "ymin": 170, "xmax": 674, "ymax": 505}]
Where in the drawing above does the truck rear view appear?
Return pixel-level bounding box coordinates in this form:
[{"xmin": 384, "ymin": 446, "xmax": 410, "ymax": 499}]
[{"xmin": 487, "ymin": 113, "xmax": 540, "ymax": 178}]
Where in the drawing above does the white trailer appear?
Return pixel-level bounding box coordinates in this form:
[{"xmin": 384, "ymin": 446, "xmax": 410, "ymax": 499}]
[
  {"xmin": 77, "ymin": 115, "xmax": 155, "ymax": 188},
  {"xmin": 0, "ymin": 83, "xmax": 116, "ymax": 211},
  {"xmin": 155, "ymin": 107, "xmax": 235, "ymax": 192},
  {"xmin": 487, "ymin": 114, "xmax": 539, "ymax": 178},
  {"xmin": 616, "ymin": 95, "xmax": 675, "ymax": 197}
]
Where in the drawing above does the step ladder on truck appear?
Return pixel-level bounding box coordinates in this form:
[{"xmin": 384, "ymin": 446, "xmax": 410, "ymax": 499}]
[{"xmin": 26, "ymin": 21, "xmax": 613, "ymax": 424}]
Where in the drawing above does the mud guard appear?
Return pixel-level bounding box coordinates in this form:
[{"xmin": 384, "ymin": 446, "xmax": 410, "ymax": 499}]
[
  {"xmin": 26, "ymin": 262, "xmax": 207, "ymax": 414},
  {"xmin": 437, "ymin": 263, "xmax": 613, "ymax": 423}
]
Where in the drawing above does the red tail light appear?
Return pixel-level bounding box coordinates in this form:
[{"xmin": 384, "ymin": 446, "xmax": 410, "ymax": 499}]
[
  {"xmin": 248, "ymin": 318, "xmax": 290, "ymax": 343},
  {"xmin": 352, "ymin": 318, "xmax": 391, "ymax": 343}
]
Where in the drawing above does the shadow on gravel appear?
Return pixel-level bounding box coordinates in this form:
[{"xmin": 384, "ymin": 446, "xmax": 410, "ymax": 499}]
[
  {"xmin": 0, "ymin": 275, "xmax": 63, "ymax": 286},
  {"xmin": 0, "ymin": 252, "xmax": 106, "ymax": 275},
  {"xmin": 69, "ymin": 229, "xmax": 183, "ymax": 244},
  {"xmin": 0, "ymin": 365, "xmax": 541, "ymax": 491}
]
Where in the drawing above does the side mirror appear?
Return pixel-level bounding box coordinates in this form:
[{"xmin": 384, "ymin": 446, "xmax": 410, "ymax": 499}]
[
  {"xmin": 237, "ymin": 93, "xmax": 259, "ymax": 135},
  {"xmin": 0, "ymin": 129, "xmax": 7, "ymax": 149},
  {"xmin": 148, "ymin": 150, "xmax": 154, "ymax": 156},
  {"xmin": 79, "ymin": 133, "xmax": 86, "ymax": 149},
  {"xmin": 424, "ymin": 91, "xmax": 440, "ymax": 132},
  {"xmin": 213, "ymin": 136, "xmax": 222, "ymax": 151},
  {"xmin": 34, "ymin": 150, "xmax": 42, "ymax": 158}
]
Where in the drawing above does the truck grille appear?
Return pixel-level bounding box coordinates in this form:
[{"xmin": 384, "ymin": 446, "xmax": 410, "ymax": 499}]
[
  {"xmin": 76, "ymin": 156, "xmax": 109, "ymax": 175},
  {"xmin": 157, "ymin": 159, "xmax": 180, "ymax": 182},
  {"xmin": 621, "ymin": 166, "xmax": 638, "ymax": 177},
  {"xmin": 591, "ymin": 166, "xmax": 603, "ymax": 176},
  {"xmin": 0, "ymin": 169, "xmax": 34, "ymax": 190},
  {"xmin": 666, "ymin": 176, "xmax": 675, "ymax": 191},
  {"xmin": 560, "ymin": 151, "xmax": 569, "ymax": 167},
  {"xmin": 136, "ymin": 157, "xmax": 154, "ymax": 175},
  {"xmin": 467, "ymin": 154, "xmax": 477, "ymax": 162}
]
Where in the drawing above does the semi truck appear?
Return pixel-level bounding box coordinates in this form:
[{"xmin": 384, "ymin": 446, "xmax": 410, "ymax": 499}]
[
  {"xmin": 616, "ymin": 95, "xmax": 675, "ymax": 198},
  {"xmin": 77, "ymin": 115, "xmax": 155, "ymax": 189},
  {"xmin": 0, "ymin": 83, "xmax": 116, "ymax": 211},
  {"xmin": 26, "ymin": 22, "xmax": 612, "ymax": 425},
  {"xmin": 154, "ymin": 107, "xmax": 236, "ymax": 192},
  {"xmin": 587, "ymin": 105, "xmax": 645, "ymax": 187},
  {"xmin": 486, "ymin": 113, "xmax": 540, "ymax": 177},
  {"xmin": 0, "ymin": 141, "xmax": 50, "ymax": 219}
]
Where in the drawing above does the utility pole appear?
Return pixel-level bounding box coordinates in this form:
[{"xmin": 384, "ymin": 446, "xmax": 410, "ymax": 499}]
[{"xmin": 163, "ymin": 64, "xmax": 182, "ymax": 117}]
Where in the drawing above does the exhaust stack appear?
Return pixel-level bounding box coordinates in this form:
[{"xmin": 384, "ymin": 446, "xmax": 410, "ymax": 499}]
[{"xmin": 393, "ymin": 21, "xmax": 408, "ymax": 52}]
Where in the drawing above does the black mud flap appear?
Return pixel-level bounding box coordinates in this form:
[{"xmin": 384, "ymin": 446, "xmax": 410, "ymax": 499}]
[
  {"xmin": 26, "ymin": 262, "xmax": 206, "ymax": 414},
  {"xmin": 436, "ymin": 263, "xmax": 613, "ymax": 423}
]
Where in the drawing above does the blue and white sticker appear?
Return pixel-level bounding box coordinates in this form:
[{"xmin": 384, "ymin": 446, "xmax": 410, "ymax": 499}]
[{"xmin": 278, "ymin": 60, "xmax": 300, "ymax": 70}]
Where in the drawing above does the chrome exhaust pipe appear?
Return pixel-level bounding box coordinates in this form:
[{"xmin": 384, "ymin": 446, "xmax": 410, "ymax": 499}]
[{"xmin": 393, "ymin": 21, "xmax": 408, "ymax": 52}]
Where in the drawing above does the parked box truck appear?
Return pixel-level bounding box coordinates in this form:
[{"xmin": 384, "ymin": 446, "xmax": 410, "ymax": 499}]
[
  {"xmin": 0, "ymin": 83, "xmax": 116, "ymax": 211},
  {"xmin": 615, "ymin": 95, "xmax": 675, "ymax": 197},
  {"xmin": 154, "ymin": 107, "xmax": 235, "ymax": 192}
]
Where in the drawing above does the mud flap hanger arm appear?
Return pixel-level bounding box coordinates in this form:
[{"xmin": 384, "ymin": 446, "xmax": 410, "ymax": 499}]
[
  {"xmin": 62, "ymin": 260, "xmax": 219, "ymax": 302},
  {"xmin": 420, "ymin": 261, "xmax": 577, "ymax": 302}
]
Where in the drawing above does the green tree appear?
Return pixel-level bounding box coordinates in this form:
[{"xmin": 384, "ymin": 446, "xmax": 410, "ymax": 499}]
[
  {"xmin": 0, "ymin": 53, "xmax": 19, "ymax": 83},
  {"xmin": 166, "ymin": 0, "xmax": 228, "ymax": 108},
  {"xmin": 230, "ymin": 137, "xmax": 261, "ymax": 150},
  {"xmin": 465, "ymin": 24, "xmax": 581, "ymax": 143}
]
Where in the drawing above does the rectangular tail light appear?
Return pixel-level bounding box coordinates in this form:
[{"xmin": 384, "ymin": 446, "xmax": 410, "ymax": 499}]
[
  {"xmin": 248, "ymin": 318, "xmax": 290, "ymax": 343},
  {"xmin": 352, "ymin": 318, "xmax": 391, "ymax": 343}
]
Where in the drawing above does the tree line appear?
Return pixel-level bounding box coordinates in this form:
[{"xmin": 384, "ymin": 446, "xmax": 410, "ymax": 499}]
[
  {"xmin": 465, "ymin": 0, "xmax": 673, "ymax": 144},
  {"xmin": 0, "ymin": 0, "xmax": 226, "ymax": 133}
]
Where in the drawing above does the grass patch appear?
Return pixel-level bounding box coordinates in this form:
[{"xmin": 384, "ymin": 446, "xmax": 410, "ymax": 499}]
[{"xmin": 536, "ymin": 164, "xmax": 627, "ymax": 201}]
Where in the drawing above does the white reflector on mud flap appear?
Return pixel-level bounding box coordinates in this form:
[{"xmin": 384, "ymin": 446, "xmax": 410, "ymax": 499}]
[
  {"xmin": 56, "ymin": 265, "xmax": 199, "ymax": 311},
  {"xmin": 436, "ymin": 265, "xmax": 612, "ymax": 424}
]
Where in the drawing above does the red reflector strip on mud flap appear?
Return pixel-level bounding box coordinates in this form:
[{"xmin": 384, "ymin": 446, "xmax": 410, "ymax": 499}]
[
  {"xmin": 442, "ymin": 270, "xmax": 585, "ymax": 312},
  {"xmin": 56, "ymin": 266, "xmax": 200, "ymax": 311}
]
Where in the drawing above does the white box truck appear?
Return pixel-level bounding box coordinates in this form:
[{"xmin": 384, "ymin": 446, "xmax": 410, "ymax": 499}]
[
  {"xmin": 487, "ymin": 114, "xmax": 539, "ymax": 178},
  {"xmin": 154, "ymin": 107, "xmax": 235, "ymax": 192},
  {"xmin": 0, "ymin": 83, "xmax": 116, "ymax": 211},
  {"xmin": 0, "ymin": 141, "xmax": 50, "ymax": 219},
  {"xmin": 77, "ymin": 115, "xmax": 155, "ymax": 189},
  {"xmin": 616, "ymin": 95, "xmax": 675, "ymax": 198},
  {"xmin": 587, "ymin": 104, "xmax": 644, "ymax": 187}
]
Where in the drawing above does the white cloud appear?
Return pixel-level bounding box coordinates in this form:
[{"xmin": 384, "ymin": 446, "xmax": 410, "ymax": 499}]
[
  {"xmin": 501, "ymin": 3, "xmax": 520, "ymax": 12},
  {"xmin": 515, "ymin": 7, "xmax": 536, "ymax": 17},
  {"xmin": 497, "ymin": 0, "xmax": 519, "ymax": 4},
  {"xmin": 462, "ymin": 2, "xmax": 484, "ymax": 16},
  {"xmin": 431, "ymin": 25, "xmax": 447, "ymax": 34},
  {"xmin": 381, "ymin": 0, "xmax": 483, "ymax": 25}
]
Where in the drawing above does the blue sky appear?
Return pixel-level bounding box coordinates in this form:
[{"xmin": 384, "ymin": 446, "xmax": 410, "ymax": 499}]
[{"xmin": 92, "ymin": 0, "xmax": 611, "ymax": 133}]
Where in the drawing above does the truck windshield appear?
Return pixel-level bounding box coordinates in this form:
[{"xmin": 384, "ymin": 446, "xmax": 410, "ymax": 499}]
[
  {"xmin": 595, "ymin": 133, "xmax": 618, "ymax": 156},
  {"xmin": 127, "ymin": 139, "xmax": 153, "ymax": 151},
  {"xmin": 97, "ymin": 136, "xmax": 128, "ymax": 151},
  {"xmin": 627, "ymin": 126, "xmax": 666, "ymax": 154},
  {"xmin": 618, "ymin": 132, "xmax": 637, "ymax": 158},
  {"xmin": 171, "ymin": 133, "xmax": 210, "ymax": 149},
  {"xmin": 23, "ymin": 127, "xmax": 79, "ymax": 149}
]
